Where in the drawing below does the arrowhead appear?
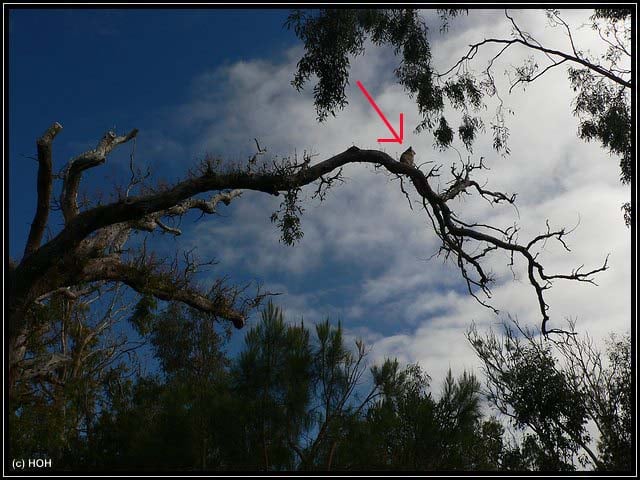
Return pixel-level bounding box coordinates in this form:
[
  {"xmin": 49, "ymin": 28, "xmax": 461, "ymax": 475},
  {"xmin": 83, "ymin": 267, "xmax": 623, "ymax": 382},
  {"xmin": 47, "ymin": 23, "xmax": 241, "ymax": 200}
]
[
  {"xmin": 377, "ymin": 113, "xmax": 404, "ymax": 144},
  {"xmin": 356, "ymin": 81, "xmax": 404, "ymax": 144}
]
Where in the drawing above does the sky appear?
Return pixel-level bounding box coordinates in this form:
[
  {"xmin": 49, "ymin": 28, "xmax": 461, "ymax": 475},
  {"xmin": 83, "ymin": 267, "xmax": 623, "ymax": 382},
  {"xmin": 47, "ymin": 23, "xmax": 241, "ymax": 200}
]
[{"xmin": 7, "ymin": 8, "xmax": 632, "ymax": 395}]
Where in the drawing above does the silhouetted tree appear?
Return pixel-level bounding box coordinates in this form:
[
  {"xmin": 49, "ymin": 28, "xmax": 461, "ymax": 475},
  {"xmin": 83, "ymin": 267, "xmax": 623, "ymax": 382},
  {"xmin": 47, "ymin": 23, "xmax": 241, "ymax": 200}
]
[{"xmin": 468, "ymin": 318, "xmax": 632, "ymax": 471}]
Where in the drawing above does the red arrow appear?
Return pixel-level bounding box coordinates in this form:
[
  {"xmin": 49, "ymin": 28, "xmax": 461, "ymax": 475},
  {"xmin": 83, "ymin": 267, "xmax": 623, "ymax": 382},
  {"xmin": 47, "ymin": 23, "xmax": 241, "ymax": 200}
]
[{"xmin": 356, "ymin": 80, "xmax": 404, "ymax": 144}]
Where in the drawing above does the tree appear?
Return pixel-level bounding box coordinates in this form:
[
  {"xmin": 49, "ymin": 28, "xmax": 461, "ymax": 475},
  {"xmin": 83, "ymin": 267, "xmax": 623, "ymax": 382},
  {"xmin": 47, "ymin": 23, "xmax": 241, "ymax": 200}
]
[
  {"xmin": 328, "ymin": 362, "xmax": 507, "ymax": 471},
  {"xmin": 25, "ymin": 298, "xmax": 631, "ymax": 472},
  {"xmin": 467, "ymin": 318, "xmax": 632, "ymax": 471},
  {"xmin": 289, "ymin": 8, "xmax": 632, "ymax": 223},
  {"xmin": 10, "ymin": 8, "xmax": 613, "ymax": 399},
  {"xmin": 231, "ymin": 301, "xmax": 313, "ymax": 470},
  {"xmin": 9, "ymin": 94, "xmax": 607, "ymax": 393},
  {"xmin": 286, "ymin": 9, "xmax": 483, "ymax": 146},
  {"xmin": 86, "ymin": 300, "xmax": 237, "ymax": 471},
  {"xmin": 8, "ymin": 283, "xmax": 139, "ymax": 470},
  {"xmin": 87, "ymin": 301, "xmax": 392, "ymax": 471},
  {"xmin": 231, "ymin": 302, "xmax": 387, "ymax": 471},
  {"xmin": 149, "ymin": 302, "xmax": 233, "ymax": 470},
  {"xmin": 554, "ymin": 329, "xmax": 632, "ymax": 471},
  {"xmin": 331, "ymin": 362, "xmax": 439, "ymax": 470}
]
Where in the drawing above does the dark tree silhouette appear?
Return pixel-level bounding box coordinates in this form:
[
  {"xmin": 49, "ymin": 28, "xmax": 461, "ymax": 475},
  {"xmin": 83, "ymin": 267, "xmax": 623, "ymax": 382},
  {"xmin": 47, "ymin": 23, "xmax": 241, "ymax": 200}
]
[{"xmin": 468, "ymin": 318, "xmax": 632, "ymax": 471}]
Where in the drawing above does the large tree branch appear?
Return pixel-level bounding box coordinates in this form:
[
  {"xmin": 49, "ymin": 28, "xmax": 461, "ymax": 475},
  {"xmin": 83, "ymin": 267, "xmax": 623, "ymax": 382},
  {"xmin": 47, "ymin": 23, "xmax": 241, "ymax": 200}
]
[
  {"xmin": 60, "ymin": 128, "xmax": 138, "ymax": 222},
  {"xmin": 20, "ymin": 352, "xmax": 72, "ymax": 382},
  {"xmin": 23, "ymin": 122, "xmax": 63, "ymax": 259},
  {"xmin": 487, "ymin": 37, "xmax": 629, "ymax": 87},
  {"xmin": 131, "ymin": 189, "xmax": 243, "ymax": 235},
  {"xmin": 13, "ymin": 129, "xmax": 607, "ymax": 337},
  {"xmin": 14, "ymin": 147, "xmax": 402, "ymax": 292},
  {"xmin": 78, "ymin": 256, "xmax": 247, "ymax": 328}
]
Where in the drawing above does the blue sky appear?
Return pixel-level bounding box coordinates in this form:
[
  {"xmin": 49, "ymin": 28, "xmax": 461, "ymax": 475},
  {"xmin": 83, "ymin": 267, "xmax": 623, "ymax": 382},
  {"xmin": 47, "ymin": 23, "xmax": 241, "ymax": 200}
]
[
  {"xmin": 9, "ymin": 9, "xmax": 296, "ymax": 258},
  {"xmin": 8, "ymin": 8, "xmax": 631, "ymax": 386}
]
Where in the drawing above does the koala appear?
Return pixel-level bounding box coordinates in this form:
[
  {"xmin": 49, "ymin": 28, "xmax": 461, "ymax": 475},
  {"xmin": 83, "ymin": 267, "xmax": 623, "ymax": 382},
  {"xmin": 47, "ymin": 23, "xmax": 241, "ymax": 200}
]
[{"xmin": 399, "ymin": 146, "xmax": 416, "ymax": 167}]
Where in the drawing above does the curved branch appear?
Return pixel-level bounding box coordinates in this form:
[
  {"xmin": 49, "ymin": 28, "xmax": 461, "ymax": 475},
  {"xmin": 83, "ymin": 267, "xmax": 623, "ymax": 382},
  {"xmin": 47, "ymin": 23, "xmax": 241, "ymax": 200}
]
[
  {"xmin": 447, "ymin": 37, "xmax": 630, "ymax": 89},
  {"xmin": 13, "ymin": 135, "xmax": 607, "ymax": 337}
]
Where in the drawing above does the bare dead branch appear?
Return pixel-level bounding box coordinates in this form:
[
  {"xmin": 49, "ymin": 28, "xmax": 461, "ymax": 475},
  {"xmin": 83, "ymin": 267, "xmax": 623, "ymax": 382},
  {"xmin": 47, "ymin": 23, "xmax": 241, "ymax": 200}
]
[
  {"xmin": 23, "ymin": 122, "xmax": 63, "ymax": 259},
  {"xmin": 248, "ymin": 138, "xmax": 268, "ymax": 171},
  {"xmin": 33, "ymin": 285, "xmax": 97, "ymax": 305},
  {"xmin": 312, "ymin": 168, "xmax": 344, "ymax": 201},
  {"xmin": 125, "ymin": 136, "xmax": 151, "ymax": 198},
  {"xmin": 60, "ymin": 128, "xmax": 139, "ymax": 222}
]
